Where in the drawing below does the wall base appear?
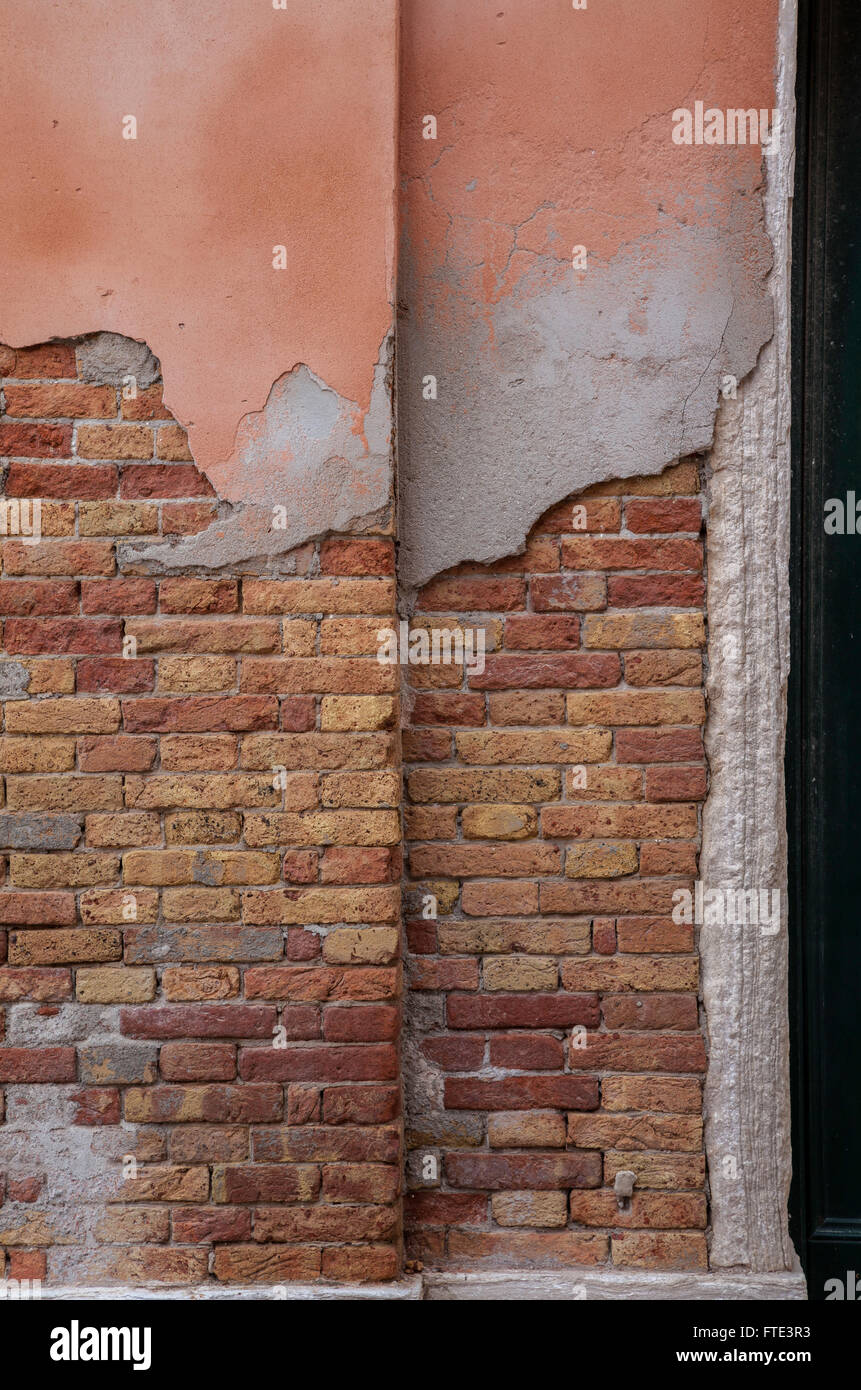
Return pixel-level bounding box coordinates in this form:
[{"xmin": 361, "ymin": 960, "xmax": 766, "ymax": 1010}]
[{"xmin": 29, "ymin": 1270, "xmax": 807, "ymax": 1301}]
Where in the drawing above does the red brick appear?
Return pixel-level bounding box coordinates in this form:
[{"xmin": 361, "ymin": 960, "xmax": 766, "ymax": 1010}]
[
  {"xmin": 122, "ymin": 696, "xmax": 277, "ymax": 732},
  {"xmin": 5, "ymin": 462, "xmax": 117, "ymax": 498},
  {"xmin": 7, "ymin": 343, "xmax": 77, "ymax": 378},
  {"xmin": 322, "ymin": 1086, "xmax": 399, "ymax": 1125},
  {"xmin": 504, "ymin": 614, "xmax": 581, "ymax": 649},
  {"xmin": 625, "ymin": 498, "xmax": 702, "ymax": 533},
  {"xmin": 121, "ymin": 1005, "xmax": 276, "ymax": 1038},
  {"xmin": 78, "ymin": 735, "xmax": 158, "ymax": 772},
  {"xmin": 81, "ymin": 578, "xmax": 157, "ymax": 614},
  {"xmin": 4, "ymin": 618, "xmax": 122, "ymax": 654},
  {"xmin": 0, "ymin": 580, "xmax": 79, "ymax": 616},
  {"xmin": 488, "ymin": 1033, "xmax": 565, "ymax": 1069},
  {"xmin": 411, "ymin": 692, "xmax": 486, "ymax": 725},
  {"xmin": 323, "ymin": 1004, "xmax": 398, "ymax": 1042},
  {"xmin": 645, "ymin": 765, "xmax": 708, "ymax": 801},
  {"xmin": 421, "ymin": 1035, "xmax": 485, "ymax": 1071},
  {"xmin": 0, "ymin": 1047, "xmax": 76, "ymax": 1082},
  {"xmin": 468, "ymin": 653, "xmax": 619, "ymax": 690},
  {"xmin": 160, "ymin": 578, "xmax": 238, "ymax": 614},
  {"xmin": 417, "ymin": 576, "xmax": 526, "ymax": 611},
  {"xmin": 120, "ymin": 464, "xmax": 214, "ymax": 498},
  {"xmin": 615, "ymin": 728, "xmax": 704, "ymax": 763},
  {"xmin": 608, "ymin": 574, "xmax": 705, "ymax": 607},
  {"xmin": 320, "ymin": 538, "xmax": 395, "ymax": 575},
  {"xmin": 0, "ymin": 422, "xmax": 71, "ymax": 456},
  {"xmin": 78, "ymin": 658, "xmax": 155, "ymax": 694},
  {"xmin": 8, "ymin": 1251, "xmax": 47, "ymax": 1282},
  {"xmin": 320, "ymin": 847, "xmax": 397, "ymax": 884},
  {"xmin": 445, "ymin": 1152, "xmax": 602, "ymax": 1189},
  {"xmin": 160, "ymin": 1043, "xmax": 237, "ymax": 1081},
  {"xmin": 239, "ymin": 1043, "xmax": 397, "ymax": 1082},
  {"xmin": 171, "ymin": 1207, "xmax": 251, "ymax": 1243},
  {"xmin": 447, "ymin": 993, "xmax": 599, "ymax": 1029},
  {"xmin": 531, "ymin": 575, "xmax": 607, "ymax": 611},
  {"xmin": 445, "ymin": 1075, "xmax": 598, "ymax": 1111}
]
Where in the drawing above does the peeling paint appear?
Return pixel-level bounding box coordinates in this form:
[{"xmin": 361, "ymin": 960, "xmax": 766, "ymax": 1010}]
[
  {"xmin": 398, "ymin": 0, "xmax": 779, "ymax": 592},
  {"xmin": 0, "ymin": 0, "xmax": 397, "ymax": 508},
  {"xmin": 121, "ymin": 334, "xmax": 395, "ymax": 572}
]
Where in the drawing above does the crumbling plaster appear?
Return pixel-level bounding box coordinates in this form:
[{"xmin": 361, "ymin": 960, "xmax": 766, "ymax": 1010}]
[
  {"xmin": 398, "ymin": 0, "xmax": 780, "ymax": 593},
  {"xmin": 0, "ymin": 0, "xmax": 398, "ymax": 558}
]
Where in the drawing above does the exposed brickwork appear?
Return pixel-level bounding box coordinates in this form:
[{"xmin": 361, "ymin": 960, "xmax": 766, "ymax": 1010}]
[
  {"xmin": 0, "ymin": 341, "xmax": 402, "ymax": 1286},
  {"xmin": 403, "ymin": 462, "xmax": 709, "ymax": 1274},
  {"xmin": 0, "ymin": 340, "xmax": 714, "ymax": 1286}
]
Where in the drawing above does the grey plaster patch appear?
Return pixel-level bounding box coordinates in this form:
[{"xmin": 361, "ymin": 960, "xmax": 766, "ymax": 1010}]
[
  {"xmin": 124, "ymin": 923, "xmax": 283, "ymax": 963},
  {"xmin": 700, "ymin": 0, "xmax": 800, "ymax": 1277},
  {"xmin": 398, "ymin": 193, "xmax": 773, "ymax": 594},
  {"xmin": 78, "ymin": 1043, "xmax": 159, "ymax": 1086},
  {"xmin": 7, "ymin": 1004, "xmax": 115, "ymax": 1046},
  {"xmin": 0, "ymin": 814, "xmax": 81, "ymax": 850},
  {"xmin": 119, "ymin": 334, "xmax": 395, "ymax": 572},
  {"xmin": 0, "ymin": 660, "xmax": 30, "ymax": 699},
  {"xmin": 76, "ymin": 332, "xmax": 160, "ymax": 388}
]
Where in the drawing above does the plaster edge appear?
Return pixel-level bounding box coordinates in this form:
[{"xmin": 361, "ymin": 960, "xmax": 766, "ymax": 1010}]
[
  {"xmin": 700, "ymin": 0, "xmax": 799, "ymax": 1276},
  {"xmin": 27, "ymin": 1271, "xmax": 807, "ymax": 1302}
]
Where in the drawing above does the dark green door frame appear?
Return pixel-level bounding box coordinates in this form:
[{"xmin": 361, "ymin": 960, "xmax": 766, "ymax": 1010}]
[{"xmin": 790, "ymin": 0, "xmax": 861, "ymax": 1300}]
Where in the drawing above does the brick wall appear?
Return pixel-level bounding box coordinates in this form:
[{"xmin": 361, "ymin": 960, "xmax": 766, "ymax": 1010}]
[
  {"xmin": 0, "ymin": 338, "xmax": 713, "ymax": 1286},
  {"xmin": 402, "ymin": 461, "xmax": 709, "ymax": 1273},
  {"xmin": 0, "ymin": 339, "xmax": 402, "ymax": 1286}
]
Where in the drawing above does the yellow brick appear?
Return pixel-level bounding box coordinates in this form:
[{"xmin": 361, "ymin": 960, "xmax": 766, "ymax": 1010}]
[
  {"xmin": 123, "ymin": 850, "xmax": 196, "ymax": 885},
  {"xmin": 5, "ymin": 775, "xmax": 122, "ymax": 812},
  {"xmin": 461, "ymin": 804, "xmax": 537, "ymax": 839},
  {"xmin": 321, "ymin": 926, "xmax": 400, "ymax": 963},
  {"xmin": 157, "ymin": 656, "xmax": 236, "ymax": 693},
  {"xmin": 320, "ymin": 770, "xmax": 400, "ymax": 808},
  {"xmin": 11, "ymin": 854, "xmax": 120, "ymax": 888},
  {"xmin": 491, "ymin": 1192, "xmax": 568, "ymax": 1228},
  {"xmin": 77, "ymin": 424, "xmax": 153, "ymax": 459},
  {"xmin": 243, "ymin": 810, "xmax": 399, "ymax": 848},
  {"xmin": 5, "ymin": 699, "xmax": 121, "ymax": 734},
  {"xmin": 124, "ymin": 773, "xmax": 289, "ymax": 811},
  {"xmin": 0, "ymin": 738, "xmax": 75, "ymax": 773},
  {"xmin": 243, "ymin": 577, "xmax": 395, "ymax": 615},
  {"xmin": 283, "ymin": 620, "xmax": 317, "ymax": 657},
  {"xmin": 161, "ymin": 966, "xmax": 240, "ymax": 1001},
  {"xmin": 76, "ymin": 967, "xmax": 156, "ymax": 1003},
  {"xmin": 566, "ymin": 692, "xmax": 705, "ymax": 726},
  {"xmin": 483, "ymin": 957, "xmax": 558, "ymax": 991},
  {"xmin": 320, "ymin": 696, "xmax": 396, "ymax": 732},
  {"xmin": 79, "ymin": 502, "xmax": 159, "ymax": 535},
  {"xmin": 85, "ymin": 813, "xmax": 161, "ymax": 847},
  {"xmin": 565, "ymin": 841, "xmax": 639, "ymax": 878},
  {"xmin": 18, "ymin": 658, "xmax": 76, "ymax": 695},
  {"xmin": 162, "ymin": 886, "xmax": 240, "ymax": 921},
  {"xmin": 164, "ymin": 811, "xmax": 242, "ymax": 843},
  {"xmin": 156, "ymin": 424, "xmax": 193, "ymax": 461},
  {"xmin": 158, "ymin": 735, "xmax": 238, "ymax": 772},
  {"xmin": 243, "ymin": 887, "xmax": 400, "ymax": 926},
  {"xmin": 9, "ymin": 928, "xmax": 121, "ymax": 966},
  {"xmin": 454, "ymin": 729, "xmax": 612, "ymax": 764},
  {"xmin": 319, "ymin": 616, "xmax": 384, "ymax": 655},
  {"xmin": 488, "ymin": 1113, "xmax": 567, "ymax": 1149},
  {"xmin": 583, "ymin": 613, "xmax": 705, "ymax": 650},
  {"xmin": 80, "ymin": 888, "xmax": 159, "ymax": 924}
]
